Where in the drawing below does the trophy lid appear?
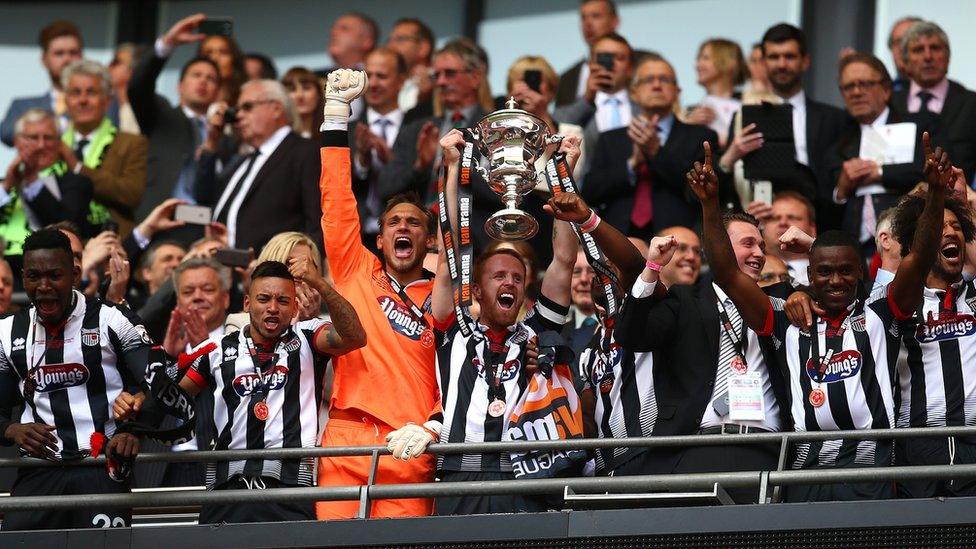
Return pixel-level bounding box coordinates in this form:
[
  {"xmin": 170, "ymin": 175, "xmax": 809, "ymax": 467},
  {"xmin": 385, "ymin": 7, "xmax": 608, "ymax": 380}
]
[{"xmin": 475, "ymin": 96, "xmax": 549, "ymax": 133}]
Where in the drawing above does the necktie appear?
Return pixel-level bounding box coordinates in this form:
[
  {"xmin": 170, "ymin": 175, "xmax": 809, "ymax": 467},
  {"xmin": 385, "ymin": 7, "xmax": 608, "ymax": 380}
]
[
  {"xmin": 194, "ymin": 116, "xmax": 208, "ymax": 146},
  {"xmin": 214, "ymin": 151, "xmax": 261, "ymax": 225},
  {"xmin": 712, "ymin": 298, "xmax": 743, "ymax": 416},
  {"xmin": 630, "ymin": 127, "xmax": 658, "ymax": 229},
  {"xmin": 451, "ymin": 111, "xmax": 465, "ymax": 128},
  {"xmin": 917, "ymin": 90, "xmax": 934, "ymax": 114},
  {"xmin": 74, "ymin": 138, "xmax": 89, "ymax": 163},
  {"xmin": 374, "ymin": 118, "xmax": 392, "ymax": 145},
  {"xmin": 936, "ymin": 288, "xmax": 957, "ymax": 315},
  {"xmin": 605, "ymin": 97, "xmax": 622, "ymax": 129},
  {"xmin": 581, "ymin": 316, "xmax": 598, "ymax": 330}
]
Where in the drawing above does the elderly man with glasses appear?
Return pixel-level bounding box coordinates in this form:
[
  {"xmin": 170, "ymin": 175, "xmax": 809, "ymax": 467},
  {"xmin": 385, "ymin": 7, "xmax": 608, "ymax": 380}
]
[{"xmin": 192, "ymin": 79, "xmax": 322, "ymax": 254}]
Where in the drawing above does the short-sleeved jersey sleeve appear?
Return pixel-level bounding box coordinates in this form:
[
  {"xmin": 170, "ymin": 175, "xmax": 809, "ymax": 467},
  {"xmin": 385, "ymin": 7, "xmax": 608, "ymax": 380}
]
[
  {"xmin": 866, "ymin": 284, "xmax": 913, "ymax": 325},
  {"xmin": 754, "ymin": 296, "xmax": 791, "ymax": 340},
  {"xmin": 525, "ymin": 294, "xmax": 570, "ymax": 334},
  {"xmin": 105, "ymin": 303, "xmax": 154, "ymax": 385}
]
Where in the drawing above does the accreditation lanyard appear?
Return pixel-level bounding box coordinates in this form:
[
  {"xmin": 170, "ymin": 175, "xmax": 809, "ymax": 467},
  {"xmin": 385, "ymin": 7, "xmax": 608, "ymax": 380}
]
[
  {"xmin": 716, "ymin": 298, "xmax": 747, "ymax": 361},
  {"xmin": 385, "ymin": 271, "xmax": 430, "ymax": 327}
]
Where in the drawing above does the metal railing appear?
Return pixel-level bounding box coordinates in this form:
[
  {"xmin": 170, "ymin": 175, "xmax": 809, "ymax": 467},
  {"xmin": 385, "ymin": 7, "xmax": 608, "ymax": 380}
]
[{"xmin": 2, "ymin": 425, "xmax": 976, "ymax": 519}]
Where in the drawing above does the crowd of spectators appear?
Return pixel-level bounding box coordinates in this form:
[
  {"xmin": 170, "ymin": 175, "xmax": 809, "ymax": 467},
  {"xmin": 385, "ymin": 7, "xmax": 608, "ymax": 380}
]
[{"xmin": 1, "ymin": 0, "xmax": 976, "ymax": 531}]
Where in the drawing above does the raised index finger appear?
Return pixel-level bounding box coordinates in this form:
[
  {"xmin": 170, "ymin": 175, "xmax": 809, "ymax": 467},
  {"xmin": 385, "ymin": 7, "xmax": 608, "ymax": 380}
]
[
  {"xmin": 703, "ymin": 141, "xmax": 713, "ymax": 168},
  {"xmin": 922, "ymin": 131, "xmax": 932, "ymax": 159}
]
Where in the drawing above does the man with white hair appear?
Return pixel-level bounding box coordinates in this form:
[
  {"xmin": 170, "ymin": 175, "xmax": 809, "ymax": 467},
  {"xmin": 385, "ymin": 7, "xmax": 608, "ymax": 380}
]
[
  {"xmin": 60, "ymin": 58, "xmax": 148, "ymax": 237},
  {"xmin": 193, "ymin": 79, "xmax": 322, "ymax": 253}
]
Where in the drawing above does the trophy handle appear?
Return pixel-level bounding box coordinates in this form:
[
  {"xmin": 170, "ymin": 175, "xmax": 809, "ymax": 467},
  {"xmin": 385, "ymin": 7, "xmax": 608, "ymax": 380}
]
[
  {"xmin": 545, "ymin": 134, "xmax": 565, "ymax": 146},
  {"xmin": 475, "ymin": 165, "xmax": 490, "ymax": 181}
]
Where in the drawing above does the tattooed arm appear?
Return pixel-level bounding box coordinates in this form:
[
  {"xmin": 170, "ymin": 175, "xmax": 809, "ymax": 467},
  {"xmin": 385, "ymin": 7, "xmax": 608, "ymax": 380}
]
[{"xmin": 288, "ymin": 256, "xmax": 367, "ymax": 355}]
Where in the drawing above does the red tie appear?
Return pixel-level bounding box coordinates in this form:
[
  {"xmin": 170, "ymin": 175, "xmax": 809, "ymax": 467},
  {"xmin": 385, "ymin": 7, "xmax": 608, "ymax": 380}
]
[{"xmin": 630, "ymin": 162, "xmax": 653, "ymax": 229}]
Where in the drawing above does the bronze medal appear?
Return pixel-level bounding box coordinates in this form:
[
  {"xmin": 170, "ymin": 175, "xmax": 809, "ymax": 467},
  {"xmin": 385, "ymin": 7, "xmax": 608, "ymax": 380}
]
[
  {"xmin": 730, "ymin": 355, "xmax": 748, "ymax": 375},
  {"xmin": 488, "ymin": 398, "xmax": 506, "ymax": 418},
  {"xmin": 809, "ymin": 388, "xmax": 826, "ymax": 408},
  {"xmin": 253, "ymin": 400, "xmax": 270, "ymax": 421}
]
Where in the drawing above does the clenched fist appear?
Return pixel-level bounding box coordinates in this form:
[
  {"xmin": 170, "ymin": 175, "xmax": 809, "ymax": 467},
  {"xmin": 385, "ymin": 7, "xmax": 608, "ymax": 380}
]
[{"xmin": 323, "ymin": 69, "xmax": 368, "ymax": 125}]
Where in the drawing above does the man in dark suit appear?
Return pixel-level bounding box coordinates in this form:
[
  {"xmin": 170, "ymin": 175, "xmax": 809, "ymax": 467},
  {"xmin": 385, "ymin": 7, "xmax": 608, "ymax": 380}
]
[
  {"xmin": 386, "ymin": 18, "xmax": 435, "ymax": 122},
  {"xmin": 584, "ymin": 54, "xmax": 718, "ymax": 238},
  {"xmin": 315, "ymin": 12, "xmax": 377, "ymax": 121},
  {"xmin": 718, "ymin": 24, "xmax": 852, "ymax": 232},
  {"xmin": 350, "ymin": 47, "xmax": 408, "ymax": 251},
  {"xmin": 891, "ymin": 20, "xmax": 976, "ymax": 182},
  {"xmin": 827, "ymin": 54, "xmax": 932, "ymax": 259},
  {"xmin": 194, "ymin": 79, "xmax": 321, "ymax": 254},
  {"xmin": 616, "ymin": 210, "xmax": 793, "ymax": 503},
  {"xmin": 128, "ymin": 14, "xmax": 224, "ymax": 223},
  {"xmin": 886, "ymin": 16, "xmax": 923, "ymax": 93}
]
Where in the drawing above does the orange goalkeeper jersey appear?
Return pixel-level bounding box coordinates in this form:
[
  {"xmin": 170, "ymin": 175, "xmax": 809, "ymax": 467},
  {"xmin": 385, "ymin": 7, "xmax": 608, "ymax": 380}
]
[{"xmin": 319, "ymin": 147, "xmax": 440, "ymax": 429}]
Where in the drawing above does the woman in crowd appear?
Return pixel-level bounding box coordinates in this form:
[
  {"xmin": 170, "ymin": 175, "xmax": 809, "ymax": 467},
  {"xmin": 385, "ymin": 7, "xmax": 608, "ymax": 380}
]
[
  {"xmin": 281, "ymin": 67, "xmax": 325, "ymax": 139},
  {"xmin": 198, "ymin": 34, "xmax": 247, "ymax": 105},
  {"xmin": 685, "ymin": 38, "xmax": 748, "ymax": 147},
  {"xmin": 506, "ymin": 55, "xmax": 586, "ymax": 181}
]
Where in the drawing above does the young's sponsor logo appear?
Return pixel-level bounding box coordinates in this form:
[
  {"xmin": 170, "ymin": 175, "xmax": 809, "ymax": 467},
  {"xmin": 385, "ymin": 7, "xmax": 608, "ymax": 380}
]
[
  {"xmin": 30, "ymin": 363, "xmax": 90, "ymax": 392},
  {"xmin": 915, "ymin": 312, "xmax": 976, "ymax": 343},
  {"xmin": 378, "ymin": 296, "xmax": 425, "ymax": 340},
  {"xmin": 589, "ymin": 344, "xmax": 621, "ymax": 394},
  {"xmin": 473, "ymin": 356, "xmax": 522, "ymax": 382},
  {"xmin": 805, "ymin": 349, "xmax": 862, "ymax": 383},
  {"xmin": 232, "ymin": 364, "xmax": 289, "ymax": 397}
]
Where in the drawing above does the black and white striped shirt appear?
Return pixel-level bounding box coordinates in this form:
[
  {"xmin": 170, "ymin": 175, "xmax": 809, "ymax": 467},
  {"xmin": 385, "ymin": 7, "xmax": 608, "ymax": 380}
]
[
  {"xmin": 758, "ymin": 288, "xmax": 905, "ymax": 469},
  {"xmin": 434, "ymin": 296, "xmax": 567, "ymax": 473},
  {"xmin": 897, "ymin": 281, "xmax": 976, "ymax": 428},
  {"xmin": 184, "ymin": 319, "xmax": 330, "ymax": 488},
  {"xmin": 0, "ymin": 291, "xmax": 151, "ymax": 460},
  {"xmin": 577, "ymin": 324, "xmax": 656, "ymax": 474}
]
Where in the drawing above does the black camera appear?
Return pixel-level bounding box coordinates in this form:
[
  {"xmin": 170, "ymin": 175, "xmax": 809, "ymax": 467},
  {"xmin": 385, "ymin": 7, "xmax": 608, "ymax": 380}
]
[{"xmin": 223, "ymin": 107, "xmax": 238, "ymax": 125}]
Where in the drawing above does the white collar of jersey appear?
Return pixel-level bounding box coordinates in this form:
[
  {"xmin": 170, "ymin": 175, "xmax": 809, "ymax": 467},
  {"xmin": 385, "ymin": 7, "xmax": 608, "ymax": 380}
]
[
  {"xmin": 923, "ymin": 279, "xmax": 966, "ymax": 299},
  {"xmin": 712, "ymin": 282, "xmax": 732, "ymax": 304}
]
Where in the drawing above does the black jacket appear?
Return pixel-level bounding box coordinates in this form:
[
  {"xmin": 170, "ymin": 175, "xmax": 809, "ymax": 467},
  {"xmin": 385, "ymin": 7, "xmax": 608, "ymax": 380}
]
[
  {"xmin": 616, "ymin": 278, "xmax": 794, "ymax": 445},
  {"xmin": 193, "ymin": 131, "xmax": 322, "ymax": 254},
  {"xmin": 583, "ymin": 120, "xmax": 720, "ymax": 234},
  {"xmin": 825, "ymin": 109, "xmax": 936, "ymax": 243},
  {"xmin": 892, "ymin": 79, "xmax": 976, "ymax": 183}
]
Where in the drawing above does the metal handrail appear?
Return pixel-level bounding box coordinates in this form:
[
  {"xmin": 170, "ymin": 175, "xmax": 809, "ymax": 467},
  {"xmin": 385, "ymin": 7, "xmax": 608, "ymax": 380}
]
[
  {"xmin": 1, "ymin": 424, "xmax": 974, "ymax": 517},
  {"xmin": 2, "ymin": 464, "xmax": 976, "ymax": 512},
  {"xmin": 2, "ymin": 424, "xmax": 974, "ymax": 468}
]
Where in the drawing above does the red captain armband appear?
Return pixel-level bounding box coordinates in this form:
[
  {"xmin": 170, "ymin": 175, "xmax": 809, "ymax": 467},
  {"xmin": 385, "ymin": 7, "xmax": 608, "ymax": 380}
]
[
  {"xmin": 886, "ymin": 291, "xmax": 913, "ymax": 321},
  {"xmin": 755, "ymin": 302, "xmax": 776, "ymax": 337}
]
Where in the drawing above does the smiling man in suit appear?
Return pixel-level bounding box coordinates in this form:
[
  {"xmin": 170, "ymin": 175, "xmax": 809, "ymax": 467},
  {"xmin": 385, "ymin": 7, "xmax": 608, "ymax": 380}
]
[
  {"xmin": 891, "ymin": 21, "xmax": 976, "ymax": 182},
  {"xmin": 193, "ymin": 79, "xmax": 321, "ymax": 254},
  {"xmin": 583, "ymin": 54, "xmax": 718, "ymax": 238},
  {"xmin": 827, "ymin": 53, "xmax": 932, "ymax": 259}
]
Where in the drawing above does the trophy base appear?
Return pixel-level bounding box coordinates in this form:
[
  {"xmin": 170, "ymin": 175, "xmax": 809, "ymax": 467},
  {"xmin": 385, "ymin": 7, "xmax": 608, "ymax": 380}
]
[{"xmin": 485, "ymin": 208, "xmax": 539, "ymax": 241}]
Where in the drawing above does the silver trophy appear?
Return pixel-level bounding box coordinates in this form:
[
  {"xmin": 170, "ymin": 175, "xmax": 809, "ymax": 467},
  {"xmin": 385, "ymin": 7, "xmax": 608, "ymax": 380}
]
[{"xmin": 470, "ymin": 97, "xmax": 563, "ymax": 241}]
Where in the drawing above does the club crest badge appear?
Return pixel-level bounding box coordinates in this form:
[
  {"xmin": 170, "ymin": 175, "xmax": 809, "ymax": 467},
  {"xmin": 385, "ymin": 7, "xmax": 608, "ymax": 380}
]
[{"xmin": 81, "ymin": 329, "xmax": 100, "ymax": 347}]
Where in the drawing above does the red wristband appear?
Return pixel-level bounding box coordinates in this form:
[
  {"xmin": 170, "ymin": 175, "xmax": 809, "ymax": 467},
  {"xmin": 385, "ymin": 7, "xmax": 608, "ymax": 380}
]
[{"xmin": 645, "ymin": 260, "xmax": 663, "ymax": 272}]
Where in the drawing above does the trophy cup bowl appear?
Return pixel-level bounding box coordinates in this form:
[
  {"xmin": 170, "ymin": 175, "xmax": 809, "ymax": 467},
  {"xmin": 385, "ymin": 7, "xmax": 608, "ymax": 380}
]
[{"xmin": 470, "ymin": 97, "xmax": 562, "ymax": 241}]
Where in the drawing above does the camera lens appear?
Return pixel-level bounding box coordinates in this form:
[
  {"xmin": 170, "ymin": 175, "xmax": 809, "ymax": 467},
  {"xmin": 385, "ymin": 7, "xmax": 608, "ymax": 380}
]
[{"xmin": 223, "ymin": 107, "xmax": 238, "ymax": 125}]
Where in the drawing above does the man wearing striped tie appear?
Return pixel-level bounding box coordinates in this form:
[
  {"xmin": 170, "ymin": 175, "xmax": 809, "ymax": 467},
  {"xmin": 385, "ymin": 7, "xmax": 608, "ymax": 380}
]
[{"xmin": 616, "ymin": 156, "xmax": 795, "ymax": 505}]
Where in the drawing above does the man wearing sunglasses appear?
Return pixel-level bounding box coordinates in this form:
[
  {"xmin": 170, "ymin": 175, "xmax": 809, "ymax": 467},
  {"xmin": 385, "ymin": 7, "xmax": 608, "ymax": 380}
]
[{"xmin": 193, "ymin": 79, "xmax": 322, "ymax": 254}]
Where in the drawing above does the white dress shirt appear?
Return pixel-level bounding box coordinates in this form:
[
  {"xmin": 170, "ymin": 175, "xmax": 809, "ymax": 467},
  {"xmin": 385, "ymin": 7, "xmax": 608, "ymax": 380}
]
[
  {"xmin": 353, "ymin": 107, "xmax": 403, "ymax": 179},
  {"xmin": 594, "ymin": 88, "xmax": 632, "ymax": 133},
  {"xmin": 786, "ymin": 90, "xmax": 808, "ymax": 166},
  {"xmin": 213, "ymin": 125, "xmax": 291, "ymax": 247}
]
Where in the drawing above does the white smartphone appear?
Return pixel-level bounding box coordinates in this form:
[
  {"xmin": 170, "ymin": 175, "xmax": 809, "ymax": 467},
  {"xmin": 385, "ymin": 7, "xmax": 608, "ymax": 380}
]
[
  {"xmin": 174, "ymin": 204, "xmax": 213, "ymax": 225},
  {"xmin": 753, "ymin": 181, "xmax": 773, "ymax": 205}
]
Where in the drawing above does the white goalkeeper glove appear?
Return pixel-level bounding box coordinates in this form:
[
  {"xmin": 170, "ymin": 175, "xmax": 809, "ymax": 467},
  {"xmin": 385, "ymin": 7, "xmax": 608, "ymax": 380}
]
[
  {"xmin": 321, "ymin": 69, "xmax": 368, "ymax": 130},
  {"xmin": 385, "ymin": 421, "xmax": 440, "ymax": 460}
]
